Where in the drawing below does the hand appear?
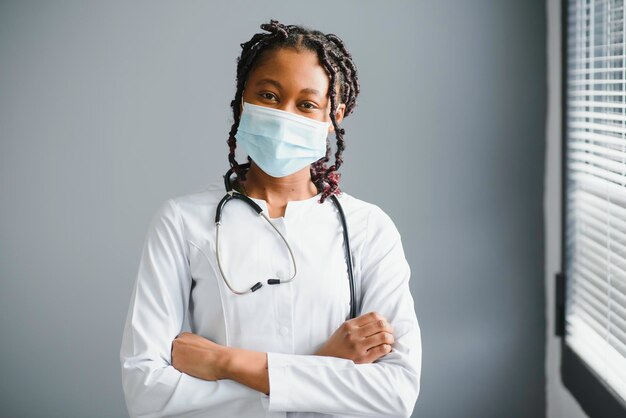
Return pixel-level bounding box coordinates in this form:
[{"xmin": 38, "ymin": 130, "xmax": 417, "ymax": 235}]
[
  {"xmin": 314, "ymin": 311, "xmax": 395, "ymax": 364},
  {"xmin": 171, "ymin": 332, "xmax": 229, "ymax": 381}
]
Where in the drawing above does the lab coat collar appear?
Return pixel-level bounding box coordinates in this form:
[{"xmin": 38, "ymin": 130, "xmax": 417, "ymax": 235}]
[{"xmin": 247, "ymin": 191, "xmax": 323, "ymax": 222}]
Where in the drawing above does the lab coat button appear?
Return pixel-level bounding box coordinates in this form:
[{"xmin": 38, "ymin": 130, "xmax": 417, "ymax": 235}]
[{"xmin": 279, "ymin": 326, "xmax": 289, "ymax": 336}]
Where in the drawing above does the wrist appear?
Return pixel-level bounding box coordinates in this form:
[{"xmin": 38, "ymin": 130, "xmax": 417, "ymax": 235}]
[
  {"xmin": 216, "ymin": 346, "xmax": 233, "ymax": 380},
  {"xmin": 218, "ymin": 346, "xmax": 270, "ymax": 395}
]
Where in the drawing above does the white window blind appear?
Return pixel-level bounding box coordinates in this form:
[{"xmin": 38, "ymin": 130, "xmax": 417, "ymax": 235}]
[{"xmin": 566, "ymin": 0, "xmax": 626, "ymax": 403}]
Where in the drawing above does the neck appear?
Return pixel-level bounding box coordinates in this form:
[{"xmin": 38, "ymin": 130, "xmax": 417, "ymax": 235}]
[{"xmin": 239, "ymin": 162, "xmax": 319, "ymax": 204}]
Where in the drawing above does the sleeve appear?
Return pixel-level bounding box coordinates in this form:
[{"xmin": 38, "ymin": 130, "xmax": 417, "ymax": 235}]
[
  {"xmin": 263, "ymin": 205, "xmax": 422, "ymax": 418},
  {"xmin": 119, "ymin": 199, "xmax": 261, "ymax": 418}
]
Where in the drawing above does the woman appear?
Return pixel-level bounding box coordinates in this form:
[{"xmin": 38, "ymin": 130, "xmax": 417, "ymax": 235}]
[{"xmin": 120, "ymin": 19, "xmax": 422, "ymax": 418}]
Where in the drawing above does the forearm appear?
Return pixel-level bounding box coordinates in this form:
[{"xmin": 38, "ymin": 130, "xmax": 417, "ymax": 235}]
[
  {"xmin": 220, "ymin": 347, "xmax": 270, "ymax": 396},
  {"xmin": 264, "ymin": 350, "xmax": 420, "ymax": 417},
  {"xmin": 217, "ymin": 345, "xmax": 419, "ymax": 417}
]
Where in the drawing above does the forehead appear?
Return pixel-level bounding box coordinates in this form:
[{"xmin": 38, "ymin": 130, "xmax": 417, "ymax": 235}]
[{"xmin": 247, "ymin": 48, "xmax": 330, "ymax": 93}]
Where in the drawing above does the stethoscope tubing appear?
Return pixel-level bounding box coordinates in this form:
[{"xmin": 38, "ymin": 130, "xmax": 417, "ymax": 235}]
[
  {"xmin": 215, "ymin": 192, "xmax": 298, "ymax": 294},
  {"xmin": 216, "ymin": 162, "xmax": 357, "ymax": 319}
]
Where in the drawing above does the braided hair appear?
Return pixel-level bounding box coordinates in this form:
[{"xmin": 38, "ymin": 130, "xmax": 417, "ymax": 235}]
[{"xmin": 227, "ymin": 19, "xmax": 360, "ymax": 204}]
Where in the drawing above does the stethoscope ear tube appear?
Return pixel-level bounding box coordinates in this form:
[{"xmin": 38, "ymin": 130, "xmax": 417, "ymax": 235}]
[
  {"xmin": 215, "ymin": 192, "xmax": 263, "ymax": 224},
  {"xmin": 223, "ymin": 162, "xmax": 252, "ymax": 192},
  {"xmin": 330, "ymin": 194, "xmax": 357, "ymax": 320}
]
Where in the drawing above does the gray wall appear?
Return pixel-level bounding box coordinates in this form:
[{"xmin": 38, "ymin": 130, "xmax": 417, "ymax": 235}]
[{"xmin": 0, "ymin": 1, "xmax": 547, "ymax": 417}]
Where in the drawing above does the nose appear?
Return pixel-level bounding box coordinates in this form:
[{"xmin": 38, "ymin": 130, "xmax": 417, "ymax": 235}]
[{"xmin": 276, "ymin": 101, "xmax": 298, "ymax": 114}]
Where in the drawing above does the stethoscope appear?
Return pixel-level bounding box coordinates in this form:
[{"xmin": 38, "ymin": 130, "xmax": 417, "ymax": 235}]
[{"xmin": 215, "ymin": 162, "xmax": 357, "ymax": 319}]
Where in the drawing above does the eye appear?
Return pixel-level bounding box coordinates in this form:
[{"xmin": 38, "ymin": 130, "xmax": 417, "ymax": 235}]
[
  {"xmin": 259, "ymin": 92, "xmax": 278, "ymax": 101},
  {"xmin": 300, "ymin": 101, "xmax": 318, "ymax": 110}
]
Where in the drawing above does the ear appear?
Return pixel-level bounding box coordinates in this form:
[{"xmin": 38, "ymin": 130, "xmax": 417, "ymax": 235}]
[{"xmin": 328, "ymin": 103, "xmax": 346, "ymax": 133}]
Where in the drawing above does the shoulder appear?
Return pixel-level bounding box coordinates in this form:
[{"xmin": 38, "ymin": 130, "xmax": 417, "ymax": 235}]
[
  {"xmin": 169, "ymin": 178, "xmax": 225, "ymax": 211},
  {"xmin": 337, "ymin": 192, "xmax": 407, "ymax": 284},
  {"xmin": 334, "ymin": 190, "xmax": 402, "ymax": 243},
  {"xmin": 146, "ymin": 177, "xmax": 226, "ymax": 231}
]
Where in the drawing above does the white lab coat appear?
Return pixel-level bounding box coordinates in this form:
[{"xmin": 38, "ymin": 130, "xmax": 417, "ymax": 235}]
[{"xmin": 119, "ymin": 178, "xmax": 422, "ymax": 418}]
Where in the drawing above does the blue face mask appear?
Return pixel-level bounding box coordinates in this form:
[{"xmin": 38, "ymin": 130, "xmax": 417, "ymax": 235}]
[{"xmin": 235, "ymin": 100, "xmax": 331, "ymax": 178}]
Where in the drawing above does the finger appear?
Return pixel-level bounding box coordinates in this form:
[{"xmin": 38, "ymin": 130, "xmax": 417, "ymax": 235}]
[
  {"xmin": 363, "ymin": 331, "xmax": 394, "ymax": 350},
  {"xmin": 358, "ymin": 318, "xmax": 394, "ymax": 337},
  {"xmin": 349, "ymin": 311, "xmax": 387, "ymax": 328},
  {"xmin": 364, "ymin": 343, "xmax": 392, "ymax": 363}
]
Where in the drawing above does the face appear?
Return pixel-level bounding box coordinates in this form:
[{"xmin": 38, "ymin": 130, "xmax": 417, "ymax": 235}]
[{"xmin": 241, "ymin": 47, "xmax": 345, "ymax": 132}]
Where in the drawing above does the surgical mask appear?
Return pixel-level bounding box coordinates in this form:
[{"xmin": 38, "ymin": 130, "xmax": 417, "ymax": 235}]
[{"xmin": 235, "ymin": 99, "xmax": 330, "ymax": 178}]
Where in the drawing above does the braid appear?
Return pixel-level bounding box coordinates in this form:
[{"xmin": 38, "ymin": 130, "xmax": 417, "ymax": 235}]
[
  {"xmin": 226, "ymin": 19, "xmax": 360, "ymax": 203},
  {"xmin": 305, "ymin": 37, "xmax": 346, "ymax": 202},
  {"xmin": 325, "ymin": 34, "xmax": 361, "ymax": 114}
]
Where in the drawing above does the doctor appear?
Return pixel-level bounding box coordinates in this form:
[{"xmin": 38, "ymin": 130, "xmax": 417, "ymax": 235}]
[{"xmin": 120, "ymin": 19, "xmax": 422, "ymax": 418}]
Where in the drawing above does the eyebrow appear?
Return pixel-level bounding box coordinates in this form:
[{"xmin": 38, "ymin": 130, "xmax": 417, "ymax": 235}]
[{"xmin": 255, "ymin": 78, "xmax": 322, "ymax": 97}]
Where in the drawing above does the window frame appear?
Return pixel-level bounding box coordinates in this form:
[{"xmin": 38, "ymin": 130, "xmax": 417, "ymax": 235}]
[{"xmin": 558, "ymin": 0, "xmax": 626, "ymax": 416}]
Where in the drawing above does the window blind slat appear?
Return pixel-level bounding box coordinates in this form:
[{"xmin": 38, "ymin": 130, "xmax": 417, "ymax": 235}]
[
  {"xmin": 565, "ymin": 0, "xmax": 626, "ymax": 404},
  {"xmin": 570, "ymin": 274, "xmax": 626, "ymax": 338}
]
